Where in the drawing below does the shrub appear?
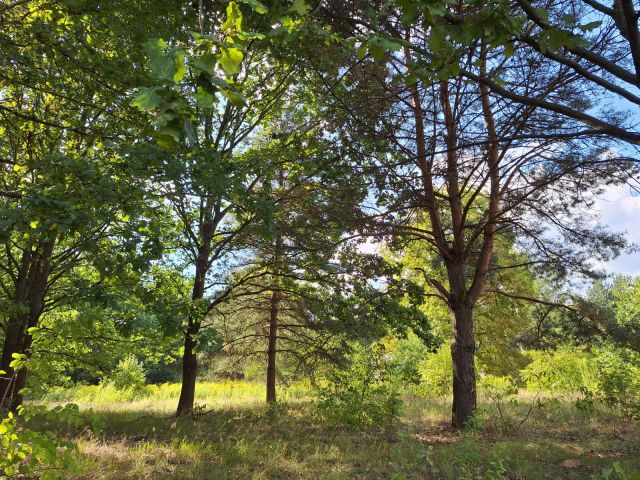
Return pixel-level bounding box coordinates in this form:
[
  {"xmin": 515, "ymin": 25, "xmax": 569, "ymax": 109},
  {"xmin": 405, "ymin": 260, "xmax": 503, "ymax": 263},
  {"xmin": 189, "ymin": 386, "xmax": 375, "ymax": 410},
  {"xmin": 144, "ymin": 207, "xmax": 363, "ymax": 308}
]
[
  {"xmin": 520, "ymin": 346, "xmax": 640, "ymax": 418},
  {"xmin": 105, "ymin": 354, "xmax": 146, "ymax": 391},
  {"xmin": 145, "ymin": 363, "xmax": 180, "ymax": 384},
  {"xmin": 387, "ymin": 331, "xmax": 431, "ymax": 385},
  {"xmin": 520, "ymin": 347, "xmax": 597, "ymax": 392},
  {"xmin": 479, "ymin": 375, "xmax": 518, "ymax": 397},
  {"xmin": 591, "ymin": 348, "xmax": 640, "ymax": 418},
  {"xmin": 1, "ymin": 403, "xmax": 102, "ymax": 479},
  {"xmin": 418, "ymin": 345, "xmax": 453, "ymax": 395},
  {"xmin": 478, "ymin": 375, "xmax": 520, "ymax": 431},
  {"xmin": 315, "ymin": 343, "xmax": 401, "ymax": 429},
  {"xmin": 592, "ymin": 462, "xmax": 640, "ymax": 480}
]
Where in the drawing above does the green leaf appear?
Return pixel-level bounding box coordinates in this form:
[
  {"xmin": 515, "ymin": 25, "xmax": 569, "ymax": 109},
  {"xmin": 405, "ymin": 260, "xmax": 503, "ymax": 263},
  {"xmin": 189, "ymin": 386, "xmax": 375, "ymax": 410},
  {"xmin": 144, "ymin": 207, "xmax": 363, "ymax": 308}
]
[
  {"xmin": 579, "ymin": 21, "xmax": 601, "ymax": 32},
  {"xmin": 504, "ymin": 41, "xmax": 514, "ymax": 58},
  {"xmin": 289, "ymin": 0, "xmax": 311, "ymax": 16},
  {"xmin": 173, "ymin": 50, "xmax": 187, "ymax": 82},
  {"xmin": 210, "ymin": 76, "xmax": 233, "ymax": 90},
  {"xmin": 158, "ymin": 124, "xmax": 181, "ymax": 141},
  {"xmin": 405, "ymin": 73, "xmax": 417, "ymax": 86},
  {"xmin": 356, "ymin": 44, "xmax": 368, "ymax": 60},
  {"xmin": 29, "ymin": 220, "xmax": 38, "ymax": 229},
  {"xmin": 222, "ymin": 89, "xmax": 248, "ymax": 106},
  {"xmin": 190, "ymin": 53, "xmax": 218, "ymax": 73},
  {"xmin": 194, "ymin": 87, "xmax": 216, "ymax": 109},
  {"xmin": 241, "ymin": 0, "xmax": 268, "ymax": 14},
  {"xmin": 397, "ymin": 0, "xmax": 418, "ymax": 25},
  {"xmin": 152, "ymin": 112, "xmax": 177, "ymax": 128},
  {"xmin": 131, "ymin": 87, "xmax": 162, "ymax": 111},
  {"xmin": 222, "ymin": 2, "xmax": 243, "ymax": 32},
  {"xmin": 144, "ymin": 39, "xmax": 178, "ymax": 81},
  {"xmin": 533, "ymin": 7, "xmax": 549, "ymax": 23},
  {"xmin": 156, "ymin": 134, "xmax": 178, "ymax": 149},
  {"xmin": 219, "ymin": 47, "xmax": 244, "ymax": 76},
  {"xmin": 429, "ymin": 26, "xmax": 444, "ymax": 51}
]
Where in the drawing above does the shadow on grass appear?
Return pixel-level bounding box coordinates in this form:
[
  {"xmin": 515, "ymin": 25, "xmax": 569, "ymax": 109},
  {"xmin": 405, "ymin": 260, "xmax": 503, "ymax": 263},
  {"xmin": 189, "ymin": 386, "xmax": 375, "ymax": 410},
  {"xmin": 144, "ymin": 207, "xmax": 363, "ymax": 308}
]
[{"xmin": 28, "ymin": 397, "xmax": 640, "ymax": 480}]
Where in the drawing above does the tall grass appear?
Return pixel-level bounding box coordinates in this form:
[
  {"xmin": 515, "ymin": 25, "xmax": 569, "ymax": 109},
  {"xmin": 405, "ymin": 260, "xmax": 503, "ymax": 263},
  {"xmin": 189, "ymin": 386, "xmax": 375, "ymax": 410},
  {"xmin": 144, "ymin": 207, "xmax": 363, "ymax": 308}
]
[
  {"xmin": 30, "ymin": 386, "xmax": 640, "ymax": 480},
  {"xmin": 39, "ymin": 381, "xmax": 312, "ymax": 413}
]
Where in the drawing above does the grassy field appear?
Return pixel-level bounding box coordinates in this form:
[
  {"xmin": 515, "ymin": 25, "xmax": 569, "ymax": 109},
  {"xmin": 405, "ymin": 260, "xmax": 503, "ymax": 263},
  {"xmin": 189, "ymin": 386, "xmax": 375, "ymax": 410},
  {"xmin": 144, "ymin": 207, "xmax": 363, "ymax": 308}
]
[{"xmin": 33, "ymin": 382, "xmax": 640, "ymax": 479}]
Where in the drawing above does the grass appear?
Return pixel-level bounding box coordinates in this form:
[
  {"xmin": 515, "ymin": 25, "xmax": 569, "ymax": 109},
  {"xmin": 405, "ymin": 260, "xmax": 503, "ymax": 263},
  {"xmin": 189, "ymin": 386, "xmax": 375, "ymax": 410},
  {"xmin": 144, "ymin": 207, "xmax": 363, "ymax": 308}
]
[
  {"xmin": 28, "ymin": 384, "xmax": 640, "ymax": 479},
  {"xmin": 40, "ymin": 381, "xmax": 311, "ymax": 413}
]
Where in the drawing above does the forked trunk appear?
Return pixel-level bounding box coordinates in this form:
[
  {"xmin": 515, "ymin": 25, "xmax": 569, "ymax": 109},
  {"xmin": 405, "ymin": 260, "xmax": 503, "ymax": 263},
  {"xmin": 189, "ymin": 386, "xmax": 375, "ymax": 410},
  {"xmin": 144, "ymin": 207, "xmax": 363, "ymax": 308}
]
[
  {"xmin": 0, "ymin": 240, "xmax": 54, "ymax": 410},
  {"xmin": 266, "ymin": 290, "xmax": 280, "ymax": 403},
  {"xmin": 450, "ymin": 302, "xmax": 476, "ymax": 428}
]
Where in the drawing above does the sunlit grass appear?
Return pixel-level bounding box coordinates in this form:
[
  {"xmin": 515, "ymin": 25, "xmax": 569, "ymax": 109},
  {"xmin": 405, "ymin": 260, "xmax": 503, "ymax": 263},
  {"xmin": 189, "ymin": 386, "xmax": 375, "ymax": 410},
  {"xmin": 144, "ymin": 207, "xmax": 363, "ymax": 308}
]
[
  {"xmin": 40, "ymin": 380, "xmax": 312, "ymax": 413},
  {"xmin": 31, "ymin": 383, "xmax": 640, "ymax": 479}
]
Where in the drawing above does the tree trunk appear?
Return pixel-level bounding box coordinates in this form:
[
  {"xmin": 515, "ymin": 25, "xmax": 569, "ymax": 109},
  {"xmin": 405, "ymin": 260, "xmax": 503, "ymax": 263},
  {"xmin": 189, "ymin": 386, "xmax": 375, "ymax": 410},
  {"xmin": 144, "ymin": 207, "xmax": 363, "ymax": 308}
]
[
  {"xmin": 0, "ymin": 251, "xmax": 31, "ymax": 407},
  {"xmin": 10, "ymin": 336, "xmax": 31, "ymax": 410},
  {"xmin": 176, "ymin": 324, "xmax": 198, "ymax": 416},
  {"xmin": 266, "ymin": 290, "xmax": 280, "ymax": 403},
  {"xmin": 176, "ymin": 228, "xmax": 211, "ymax": 416},
  {"xmin": 0, "ymin": 318, "xmax": 25, "ymax": 409},
  {"xmin": 0, "ymin": 240, "xmax": 54, "ymax": 410},
  {"xmin": 450, "ymin": 302, "xmax": 476, "ymax": 429}
]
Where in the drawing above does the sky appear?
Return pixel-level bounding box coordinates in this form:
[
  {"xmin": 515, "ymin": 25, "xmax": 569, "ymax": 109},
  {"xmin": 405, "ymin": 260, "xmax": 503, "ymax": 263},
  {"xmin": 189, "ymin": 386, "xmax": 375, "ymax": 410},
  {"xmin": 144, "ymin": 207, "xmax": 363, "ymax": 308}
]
[
  {"xmin": 358, "ymin": 182, "xmax": 640, "ymax": 283},
  {"xmin": 592, "ymin": 183, "xmax": 640, "ymax": 276}
]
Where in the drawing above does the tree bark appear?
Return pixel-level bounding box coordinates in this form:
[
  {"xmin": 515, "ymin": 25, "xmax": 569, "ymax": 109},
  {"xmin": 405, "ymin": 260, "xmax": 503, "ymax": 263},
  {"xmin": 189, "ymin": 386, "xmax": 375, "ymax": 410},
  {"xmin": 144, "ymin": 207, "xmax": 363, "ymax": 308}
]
[
  {"xmin": 450, "ymin": 301, "xmax": 476, "ymax": 429},
  {"xmin": 176, "ymin": 215, "xmax": 213, "ymax": 416},
  {"xmin": 0, "ymin": 318, "xmax": 24, "ymax": 409},
  {"xmin": 0, "ymin": 239, "xmax": 55, "ymax": 410},
  {"xmin": 176, "ymin": 322, "xmax": 199, "ymax": 416},
  {"xmin": 266, "ymin": 290, "xmax": 280, "ymax": 403},
  {"xmin": 0, "ymin": 251, "xmax": 31, "ymax": 406}
]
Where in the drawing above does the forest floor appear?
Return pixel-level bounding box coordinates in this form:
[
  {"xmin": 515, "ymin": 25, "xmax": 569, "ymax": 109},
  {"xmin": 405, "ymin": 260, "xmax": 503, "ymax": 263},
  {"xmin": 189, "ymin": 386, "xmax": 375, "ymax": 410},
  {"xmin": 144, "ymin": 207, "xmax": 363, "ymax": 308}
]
[{"xmin": 36, "ymin": 383, "xmax": 640, "ymax": 479}]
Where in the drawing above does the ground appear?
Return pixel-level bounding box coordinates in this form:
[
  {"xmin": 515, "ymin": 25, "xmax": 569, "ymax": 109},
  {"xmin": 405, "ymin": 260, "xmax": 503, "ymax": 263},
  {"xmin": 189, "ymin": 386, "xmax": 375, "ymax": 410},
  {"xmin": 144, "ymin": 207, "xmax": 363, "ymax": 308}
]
[{"xmin": 34, "ymin": 383, "xmax": 640, "ymax": 479}]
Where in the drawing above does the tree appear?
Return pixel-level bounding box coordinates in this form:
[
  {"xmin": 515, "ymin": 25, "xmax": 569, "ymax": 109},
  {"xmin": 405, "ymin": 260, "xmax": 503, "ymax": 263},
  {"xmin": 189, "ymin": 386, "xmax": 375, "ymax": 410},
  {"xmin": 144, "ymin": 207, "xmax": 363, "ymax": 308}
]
[
  {"xmin": 132, "ymin": 0, "xmax": 312, "ymax": 415},
  {"xmin": 208, "ymin": 108, "xmax": 369, "ymax": 402},
  {"xmin": 497, "ymin": 0, "xmax": 640, "ymax": 145},
  {"xmin": 394, "ymin": 221, "xmax": 536, "ymax": 377},
  {"xmin": 0, "ymin": 0, "xmax": 181, "ymax": 408},
  {"xmin": 313, "ymin": 1, "xmax": 635, "ymax": 427}
]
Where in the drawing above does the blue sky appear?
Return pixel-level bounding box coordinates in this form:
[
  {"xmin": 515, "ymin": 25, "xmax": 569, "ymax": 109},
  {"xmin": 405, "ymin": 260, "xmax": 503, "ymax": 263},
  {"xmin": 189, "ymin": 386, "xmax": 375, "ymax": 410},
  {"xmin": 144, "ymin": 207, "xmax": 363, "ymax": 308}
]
[{"xmin": 594, "ymin": 184, "xmax": 640, "ymax": 276}]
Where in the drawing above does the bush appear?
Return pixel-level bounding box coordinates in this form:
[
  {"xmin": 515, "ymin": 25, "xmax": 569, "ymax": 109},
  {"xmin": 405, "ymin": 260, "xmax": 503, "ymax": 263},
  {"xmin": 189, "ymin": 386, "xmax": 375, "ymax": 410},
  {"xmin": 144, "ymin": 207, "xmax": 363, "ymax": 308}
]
[
  {"xmin": 591, "ymin": 348, "xmax": 640, "ymax": 418},
  {"xmin": 520, "ymin": 346, "xmax": 640, "ymax": 418},
  {"xmin": 386, "ymin": 331, "xmax": 431, "ymax": 385},
  {"xmin": 478, "ymin": 375, "xmax": 520, "ymax": 431},
  {"xmin": 145, "ymin": 363, "xmax": 180, "ymax": 384},
  {"xmin": 105, "ymin": 354, "xmax": 146, "ymax": 391},
  {"xmin": 1, "ymin": 403, "xmax": 103, "ymax": 479},
  {"xmin": 520, "ymin": 347, "xmax": 597, "ymax": 393},
  {"xmin": 418, "ymin": 345, "xmax": 453, "ymax": 395},
  {"xmin": 592, "ymin": 462, "xmax": 640, "ymax": 480},
  {"xmin": 315, "ymin": 343, "xmax": 401, "ymax": 429},
  {"xmin": 479, "ymin": 375, "xmax": 518, "ymax": 397}
]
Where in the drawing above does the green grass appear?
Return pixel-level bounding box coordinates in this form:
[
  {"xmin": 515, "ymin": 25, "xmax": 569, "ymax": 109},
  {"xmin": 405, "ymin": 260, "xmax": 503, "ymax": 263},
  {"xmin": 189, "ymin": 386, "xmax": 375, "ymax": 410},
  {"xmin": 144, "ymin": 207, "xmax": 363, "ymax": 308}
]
[
  {"xmin": 30, "ymin": 384, "xmax": 640, "ymax": 479},
  {"xmin": 40, "ymin": 381, "xmax": 311, "ymax": 413}
]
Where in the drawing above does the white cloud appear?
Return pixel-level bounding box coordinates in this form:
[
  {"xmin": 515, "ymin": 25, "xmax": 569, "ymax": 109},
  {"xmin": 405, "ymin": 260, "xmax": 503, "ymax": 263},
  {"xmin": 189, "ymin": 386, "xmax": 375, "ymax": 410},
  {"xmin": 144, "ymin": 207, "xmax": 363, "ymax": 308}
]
[{"xmin": 592, "ymin": 183, "xmax": 640, "ymax": 276}]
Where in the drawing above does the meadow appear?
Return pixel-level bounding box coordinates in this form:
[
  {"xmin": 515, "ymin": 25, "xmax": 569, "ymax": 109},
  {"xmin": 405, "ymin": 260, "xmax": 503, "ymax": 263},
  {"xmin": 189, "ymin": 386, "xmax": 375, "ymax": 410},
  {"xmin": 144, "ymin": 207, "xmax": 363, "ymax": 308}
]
[{"xmin": 32, "ymin": 382, "xmax": 640, "ymax": 480}]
